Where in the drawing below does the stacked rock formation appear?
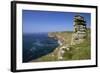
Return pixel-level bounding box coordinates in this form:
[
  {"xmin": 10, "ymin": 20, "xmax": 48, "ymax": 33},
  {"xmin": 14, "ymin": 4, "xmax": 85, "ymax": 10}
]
[
  {"xmin": 47, "ymin": 14, "xmax": 87, "ymax": 60},
  {"xmin": 71, "ymin": 15, "xmax": 87, "ymax": 45}
]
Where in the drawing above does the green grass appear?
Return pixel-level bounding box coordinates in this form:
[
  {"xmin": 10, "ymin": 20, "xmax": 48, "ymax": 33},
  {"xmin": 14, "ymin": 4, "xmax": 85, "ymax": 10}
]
[
  {"xmin": 49, "ymin": 31, "xmax": 73, "ymax": 45},
  {"xmin": 63, "ymin": 29, "xmax": 91, "ymax": 60},
  {"xmin": 31, "ymin": 29, "xmax": 91, "ymax": 62},
  {"xmin": 63, "ymin": 39, "xmax": 91, "ymax": 60}
]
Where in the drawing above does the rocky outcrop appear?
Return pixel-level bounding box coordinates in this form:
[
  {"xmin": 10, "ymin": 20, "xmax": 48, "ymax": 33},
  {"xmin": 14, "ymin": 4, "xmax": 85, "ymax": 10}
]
[
  {"xmin": 46, "ymin": 15, "xmax": 87, "ymax": 60},
  {"xmin": 71, "ymin": 15, "xmax": 87, "ymax": 45}
]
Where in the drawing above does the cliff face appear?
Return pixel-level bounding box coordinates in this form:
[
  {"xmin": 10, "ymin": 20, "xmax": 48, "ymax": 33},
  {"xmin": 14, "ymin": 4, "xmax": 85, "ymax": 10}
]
[
  {"xmin": 48, "ymin": 31, "xmax": 73, "ymax": 60},
  {"xmin": 44, "ymin": 15, "xmax": 89, "ymax": 60},
  {"xmin": 48, "ymin": 32, "xmax": 72, "ymax": 45},
  {"xmin": 40, "ymin": 29, "xmax": 90, "ymax": 61}
]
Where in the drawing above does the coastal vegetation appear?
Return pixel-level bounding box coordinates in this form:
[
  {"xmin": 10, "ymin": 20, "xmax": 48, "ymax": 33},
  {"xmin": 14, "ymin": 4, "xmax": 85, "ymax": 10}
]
[
  {"xmin": 31, "ymin": 15, "xmax": 91, "ymax": 62},
  {"xmin": 32, "ymin": 28, "xmax": 91, "ymax": 62}
]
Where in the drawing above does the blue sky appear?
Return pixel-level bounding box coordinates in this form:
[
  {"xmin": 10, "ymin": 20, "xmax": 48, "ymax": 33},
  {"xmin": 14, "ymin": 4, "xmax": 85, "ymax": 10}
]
[{"xmin": 22, "ymin": 10, "xmax": 91, "ymax": 33}]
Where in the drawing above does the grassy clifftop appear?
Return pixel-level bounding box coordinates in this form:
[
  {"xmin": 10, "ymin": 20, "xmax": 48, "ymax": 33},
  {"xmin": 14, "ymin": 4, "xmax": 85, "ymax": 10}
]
[
  {"xmin": 48, "ymin": 31, "xmax": 73, "ymax": 45},
  {"xmin": 32, "ymin": 29, "xmax": 91, "ymax": 62}
]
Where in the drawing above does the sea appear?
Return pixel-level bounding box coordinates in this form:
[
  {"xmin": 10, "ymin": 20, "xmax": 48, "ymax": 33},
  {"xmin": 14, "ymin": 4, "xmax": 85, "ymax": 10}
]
[{"xmin": 23, "ymin": 33, "xmax": 59, "ymax": 62}]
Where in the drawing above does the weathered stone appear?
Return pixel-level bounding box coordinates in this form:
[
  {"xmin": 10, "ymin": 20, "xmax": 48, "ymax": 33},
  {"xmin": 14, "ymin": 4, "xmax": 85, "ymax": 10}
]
[
  {"xmin": 71, "ymin": 15, "xmax": 87, "ymax": 45},
  {"xmin": 47, "ymin": 14, "xmax": 87, "ymax": 60}
]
